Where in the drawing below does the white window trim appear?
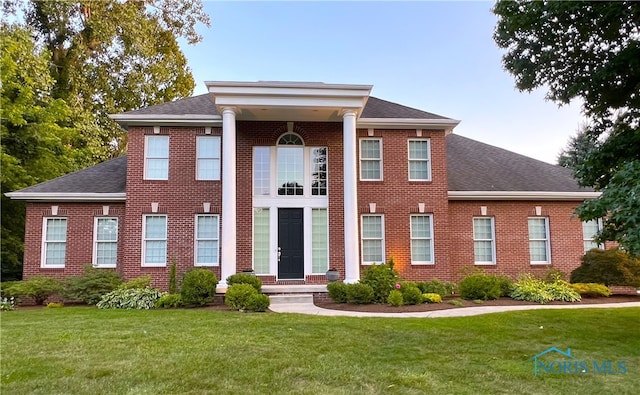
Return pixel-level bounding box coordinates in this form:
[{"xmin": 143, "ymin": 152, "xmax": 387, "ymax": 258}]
[
  {"xmin": 529, "ymin": 217, "xmax": 551, "ymax": 264},
  {"xmin": 93, "ymin": 217, "xmax": 118, "ymax": 268},
  {"xmin": 410, "ymin": 214, "xmax": 435, "ymax": 265},
  {"xmin": 142, "ymin": 214, "xmax": 167, "ymax": 267},
  {"xmin": 144, "ymin": 135, "xmax": 169, "ymax": 180},
  {"xmin": 196, "ymin": 136, "xmax": 221, "ymax": 181},
  {"xmin": 41, "ymin": 217, "xmax": 67, "ymax": 268},
  {"xmin": 583, "ymin": 218, "xmax": 604, "ymax": 252},
  {"xmin": 359, "ymin": 138, "xmax": 383, "ymax": 181},
  {"xmin": 473, "ymin": 217, "xmax": 496, "ymax": 265},
  {"xmin": 194, "ymin": 214, "xmax": 220, "ymax": 266},
  {"xmin": 361, "ymin": 214, "xmax": 385, "ymax": 265},
  {"xmin": 408, "ymin": 139, "xmax": 432, "ymax": 181}
]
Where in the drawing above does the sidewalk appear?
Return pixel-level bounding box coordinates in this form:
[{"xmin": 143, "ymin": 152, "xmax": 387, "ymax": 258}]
[{"xmin": 268, "ymin": 301, "xmax": 640, "ymax": 318}]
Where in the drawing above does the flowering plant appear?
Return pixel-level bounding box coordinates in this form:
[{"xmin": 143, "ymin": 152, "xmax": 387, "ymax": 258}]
[
  {"xmin": 395, "ymin": 283, "xmax": 401, "ymax": 290},
  {"xmin": 0, "ymin": 297, "xmax": 16, "ymax": 311}
]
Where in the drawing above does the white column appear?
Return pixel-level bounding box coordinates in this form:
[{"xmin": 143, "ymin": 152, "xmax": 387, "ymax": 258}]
[
  {"xmin": 220, "ymin": 107, "xmax": 237, "ymax": 287},
  {"xmin": 342, "ymin": 110, "xmax": 360, "ymax": 283}
]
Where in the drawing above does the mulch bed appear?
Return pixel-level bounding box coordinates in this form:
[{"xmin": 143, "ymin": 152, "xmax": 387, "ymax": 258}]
[{"xmin": 314, "ymin": 295, "xmax": 640, "ymax": 314}]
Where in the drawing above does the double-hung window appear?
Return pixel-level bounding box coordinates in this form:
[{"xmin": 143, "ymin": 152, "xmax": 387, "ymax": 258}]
[
  {"xmin": 360, "ymin": 139, "xmax": 382, "ymax": 181},
  {"xmin": 145, "ymin": 136, "xmax": 169, "ymax": 180},
  {"xmin": 195, "ymin": 215, "xmax": 219, "ymax": 266},
  {"xmin": 361, "ymin": 215, "xmax": 384, "ymax": 264},
  {"xmin": 410, "ymin": 214, "xmax": 434, "ymax": 264},
  {"xmin": 528, "ymin": 217, "xmax": 550, "ymax": 264},
  {"xmin": 473, "ymin": 217, "xmax": 495, "ymax": 264},
  {"xmin": 94, "ymin": 218, "xmax": 118, "ymax": 267},
  {"xmin": 582, "ymin": 219, "xmax": 603, "ymax": 252},
  {"xmin": 408, "ymin": 139, "xmax": 431, "ymax": 181},
  {"xmin": 143, "ymin": 215, "xmax": 167, "ymax": 266},
  {"xmin": 42, "ymin": 218, "xmax": 67, "ymax": 267},
  {"xmin": 196, "ymin": 136, "xmax": 221, "ymax": 180}
]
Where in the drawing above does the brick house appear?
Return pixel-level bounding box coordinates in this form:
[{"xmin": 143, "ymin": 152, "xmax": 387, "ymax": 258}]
[{"xmin": 7, "ymin": 81, "xmax": 600, "ymax": 290}]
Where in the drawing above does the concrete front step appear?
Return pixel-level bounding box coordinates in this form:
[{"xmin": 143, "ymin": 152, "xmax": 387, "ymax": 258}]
[{"xmin": 268, "ymin": 294, "xmax": 314, "ymax": 304}]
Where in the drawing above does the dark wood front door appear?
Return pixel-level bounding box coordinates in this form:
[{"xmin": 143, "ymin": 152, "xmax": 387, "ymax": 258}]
[{"xmin": 278, "ymin": 208, "xmax": 304, "ymax": 279}]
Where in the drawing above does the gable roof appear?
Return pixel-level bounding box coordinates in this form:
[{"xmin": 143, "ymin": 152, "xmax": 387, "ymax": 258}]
[{"xmin": 361, "ymin": 97, "xmax": 449, "ymax": 119}]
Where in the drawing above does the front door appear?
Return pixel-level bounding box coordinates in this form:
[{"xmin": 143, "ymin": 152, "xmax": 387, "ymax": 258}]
[{"xmin": 278, "ymin": 208, "xmax": 304, "ymax": 279}]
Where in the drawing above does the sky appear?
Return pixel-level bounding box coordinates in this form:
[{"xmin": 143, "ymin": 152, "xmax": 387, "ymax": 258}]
[{"xmin": 179, "ymin": 1, "xmax": 585, "ymax": 164}]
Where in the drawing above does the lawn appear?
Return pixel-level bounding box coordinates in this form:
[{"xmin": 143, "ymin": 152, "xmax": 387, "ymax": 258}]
[{"xmin": 1, "ymin": 307, "xmax": 639, "ymax": 394}]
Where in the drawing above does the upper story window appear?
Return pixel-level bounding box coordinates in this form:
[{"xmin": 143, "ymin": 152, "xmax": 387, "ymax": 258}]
[
  {"xmin": 408, "ymin": 139, "xmax": 431, "ymax": 181},
  {"xmin": 360, "ymin": 138, "xmax": 382, "ymax": 181},
  {"xmin": 145, "ymin": 135, "xmax": 169, "ymax": 180},
  {"xmin": 42, "ymin": 217, "xmax": 67, "ymax": 268},
  {"xmin": 582, "ymin": 219, "xmax": 603, "ymax": 252},
  {"xmin": 310, "ymin": 147, "xmax": 327, "ymax": 196},
  {"xmin": 528, "ymin": 217, "xmax": 550, "ymax": 264},
  {"xmin": 196, "ymin": 136, "xmax": 221, "ymax": 180},
  {"xmin": 93, "ymin": 217, "xmax": 118, "ymax": 268}
]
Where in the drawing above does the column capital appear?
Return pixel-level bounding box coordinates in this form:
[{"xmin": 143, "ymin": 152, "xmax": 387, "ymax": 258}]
[
  {"xmin": 340, "ymin": 108, "xmax": 359, "ymax": 118},
  {"xmin": 221, "ymin": 106, "xmax": 238, "ymax": 116}
]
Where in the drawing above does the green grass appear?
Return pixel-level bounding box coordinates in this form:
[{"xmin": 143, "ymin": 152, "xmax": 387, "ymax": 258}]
[{"xmin": 1, "ymin": 307, "xmax": 639, "ymax": 394}]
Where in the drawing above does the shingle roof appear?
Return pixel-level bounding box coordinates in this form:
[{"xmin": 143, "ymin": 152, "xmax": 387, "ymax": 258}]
[
  {"xmin": 362, "ymin": 97, "xmax": 449, "ymax": 119},
  {"xmin": 446, "ymin": 134, "xmax": 589, "ymax": 192}
]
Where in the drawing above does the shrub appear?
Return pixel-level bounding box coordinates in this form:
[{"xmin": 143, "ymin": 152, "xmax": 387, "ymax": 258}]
[
  {"xmin": 547, "ymin": 280, "xmax": 581, "ymax": 302},
  {"xmin": 246, "ymin": 293, "xmax": 270, "ymax": 312},
  {"xmin": 97, "ymin": 288, "xmax": 165, "ymax": 309},
  {"xmin": 422, "ymin": 293, "xmax": 442, "ymax": 303},
  {"xmin": 119, "ymin": 275, "xmax": 151, "ymax": 290},
  {"xmin": 169, "ymin": 258, "xmax": 178, "ymax": 294},
  {"xmin": 448, "ymin": 298, "xmax": 464, "ymax": 307},
  {"xmin": 399, "ymin": 283, "xmax": 423, "ymax": 305},
  {"xmin": 345, "ymin": 283, "xmax": 374, "ymax": 304},
  {"xmin": 510, "ymin": 275, "xmax": 581, "ymax": 304},
  {"xmin": 387, "ymin": 290, "xmax": 403, "ymax": 306},
  {"xmin": 571, "ymin": 283, "xmax": 612, "ymax": 297},
  {"xmin": 180, "ymin": 269, "xmax": 218, "ymax": 306},
  {"xmin": 46, "ymin": 302, "xmax": 64, "ymax": 308},
  {"xmin": 155, "ymin": 293, "xmax": 184, "ymax": 308},
  {"xmin": 542, "ymin": 268, "xmax": 568, "ymax": 283},
  {"xmin": 495, "ymin": 275, "xmax": 513, "ymax": 296},
  {"xmin": 458, "ymin": 273, "xmax": 502, "ymax": 300},
  {"xmin": 327, "ymin": 282, "xmax": 348, "ymax": 303},
  {"xmin": 226, "ymin": 273, "xmax": 262, "ymax": 292},
  {"xmin": 63, "ymin": 265, "xmax": 122, "ymax": 305},
  {"xmin": 416, "ymin": 279, "xmax": 456, "ymax": 298},
  {"xmin": 359, "ymin": 258, "xmax": 399, "ymax": 303},
  {"xmin": 3, "ymin": 276, "xmax": 63, "ymax": 305},
  {"xmin": 225, "ymin": 284, "xmax": 258, "ymax": 311},
  {"xmin": 0, "ymin": 297, "xmax": 16, "ymax": 311},
  {"xmin": 570, "ymin": 248, "xmax": 640, "ymax": 287}
]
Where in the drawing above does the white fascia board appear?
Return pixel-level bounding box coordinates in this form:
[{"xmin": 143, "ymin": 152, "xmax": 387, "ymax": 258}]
[
  {"xmin": 205, "ymin": 80, "xmax": 373, "ymax": 95},
  {"xmin": 358, "ymin": 118, "xmax": 461, "ymax": 130},
  {"xmin": 109, "ymin": 114, "xmax": 222, "ymax": 127},
  {"xmin": 448, "ymin": 191, "xmax": 601, "ymax": 201},
  {"xmin": 214, "ymin": 95, "xmax": 366, "ymax": 109},
  {"xmin": 5, "ymin": 192, "xmax": 126, "ymax": 201}
]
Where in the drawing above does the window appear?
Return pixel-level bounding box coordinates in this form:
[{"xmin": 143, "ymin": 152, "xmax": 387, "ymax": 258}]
[
  {"xmin": 361, "ymin": 215, "xmax": 384, "ymax": 264},
  {"xmin": 143, "ymin": 215, "xmax": 167, "ymax": 266},
  {"xmin": 411, "ymin": 215, "xmax": 434, "ymax": 264},
  {"xmin": 360, "ymin": 139, "xmax": 382, "ymax": 180},
  {"xmin": 93, "ymin": 218, "xmax": 118, "ymax": 267},
  {"xmin": 312, "ymin": 208, "xmax": 328, "ymax": 273},
  {"xmin": 195, "ymin": 215, "xmax": 219, "ymax": 266},
  {"xmin": 582, "ymin": 219, "xmax": 603, "ymax": 252},
  {"xmin": 277, "ymin": 147, "xmax": 304, "ymax": 195},
  {"xmin": 253, "ymin": 208, "xmax": 270, "ymax": 274},
  {"xmin": 253, "ymin": 147, "xmax": 271, "ymax": 195},
  {"xmin": 42, "ymin": 218, "xmax": 67, "ymax": 267},
  {"xmin": 196, "ymin": 136, "xmax": 221, "ymax": 180},
  {"xmin": 408, "ymin": 139, "xmax": 431, "ymax": 181},
  {"xmin": 145, "ymin": 135, "xmax": 169, "ymax": 180},
  {"xmin": 528, "ymin": 217, "xmax": 550, "ymax": 264},
  {"xmin": 473, "ymin": 217, "xmax": 495, "ymax": 264},
  {"xmin": 310, "ymin": 148, "xmax": 327, "ymax": 196}
]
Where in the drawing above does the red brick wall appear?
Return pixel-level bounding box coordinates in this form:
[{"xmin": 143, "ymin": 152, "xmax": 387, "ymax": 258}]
[
  {"xmin": 447, "ymin": 200, "xmax": 587, "ymax": 281},
  {"xmin": 23, "ymin": 202, "xmax": 125, "ymax": 280}
]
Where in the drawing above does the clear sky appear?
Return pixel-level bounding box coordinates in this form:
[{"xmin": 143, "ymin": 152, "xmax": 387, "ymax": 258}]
[{"xmin": 179, "ymin": 1, "xmax": 585, "ymax": 164}]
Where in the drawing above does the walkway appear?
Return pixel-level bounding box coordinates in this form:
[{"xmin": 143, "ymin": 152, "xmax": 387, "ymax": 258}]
[{"xmin": 268, "ymin": 301, "xmax": 640, "ymax": 318}]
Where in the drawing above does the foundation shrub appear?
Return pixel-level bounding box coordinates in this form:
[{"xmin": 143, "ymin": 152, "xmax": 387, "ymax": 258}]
[
  {"xmin": 570, "ymin": 248, "xmax": 640, "ymax": 287},
  {"xmin": 180, "ymin": 269, "xmax": 218, "ymax": 307},
  {"xmin": 345, "ymin": 283, "xmax": 374, "ymax": 304},
  {"xmin": 416, "ymin": 279, "xmax": 456, "ymax": 298},
  {"xmin": 399, "ymin": 282, "xmax": 423, "ymax": 305},
  {"xmin": 155, "ymin": 293, "xmax": 184, "ymax": 308},
  {"xmin": 422, "ymin": 293, "xmax": 442, "ymax": 303},
  {"xmin": 225, "ymin": 284, "xmax": 257, "ymax": 311},
  {"xmin": 359, "ymin": 258, "xmax": 399, "ymax": 303},
  {"xmin": 571, "ymin": 283, "xmax": 612, "ymax": 297},
  {"xmin": 246, "ymin": 293, "xmax": 270, "ymax": 312},
  {"xmin": 226, "ymin": 273, "xmax": 262, "ymax": 292},
  {"xmin": 327, "ymin": 282, "xmax": 348, "ymax": 303},
  {"xmin": 3, "ymin": 276, "xmax": 63, "ymax": 305},
  {"xmin": 46, "ymin": 302, "xmax": 64, "ymax": 308},
  {"xmin": 387, "ymin": 290, "xmax": 403, "ymax": 306},
  {"xmin": 96, "ymin": 288, "xmax": 165, "ymax": 309},
  {"xmin": 510, "ymin": 274, "xmax": 581, "ymax": 304},
  {"xmin": 119, "ymin": 275, "xmax": 151, "ymax": 290},
  {"xmin": 63, "ymin": 265, "xmax": 123, "ymax": 305},
  {"xmin": 169, "ymin": 259, "xmax": 178, "ymax": 294},
  {"xmin": 458, "ymin": 273, "xmax": 502, "ymax": 300}
]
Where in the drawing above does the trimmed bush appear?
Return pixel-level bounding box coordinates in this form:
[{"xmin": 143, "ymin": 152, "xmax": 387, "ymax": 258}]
[
  {"xmin": 225, "ymin": 283, "xmax": 258, "ymax": 311},
  {"xmin": 571, "ymin": 248, "xmax": 640, "ymax": 287},
  {"xmin": 3, "ymin": 276, "xmax": 63, "ymax": 305},
  {"xmin": 46, "ymin": 302, "xmax": 64, "ymax": 308},
  {"xmin": 327, "ymin": 282, "xmax": 348, "ymax": 303},
  {"xmin": 345, "ymin": 283, "xmax": 374, "ymax": 304},
  {"xmin": 169, "ymin": 259, "xmax": 178, "ymax": 294},
  {"xmin": 119, "ymin": 275, "xmax": 151, "ymax": 290},
  {"xmin": 97, "ymin": 288, "xmax": 165, "ymax": 309},
  {"xmin": 359, "ymin": 258, "xmax": 399, "ymax": 303},
  {"xmin": 226, "ymin": 273, "xmax": 262, "ymax": 292},
  {"xmin": 155, "ymin": 293, "xmax": 184, "ymax": 308},
  {"xmin": 387, "ymin": 290, "xmax": 403, "ymax": 306},
  {"xmin": 399, "ymin": 283, "xmax": 423, "ymax": 305},
  {"xmin": 422, "ymin": 293, "xmax": 442, "ymax": 303},
  {"xmin": 458, "ymin": 273, "xmax": 502, "ymax": 300},
  {"xmin": 510, "ymin": 275, "xmax": 581, "ymax": 304},
  {"xmin": 63, "ymin": 265, "xmax": 122, "ymax": 305},
  {"xmin": 246, "ymin": 293, "xmax": 270, "ymax": 312},
  {"xmin": 416, "ymin": 279, "xmax": 456, "ymax": 298},
  {"xmin": 571, "ymin": 283, "xmax": 612, "ymax": 297},
  {"xmin": 181, "ymin": 269, "xmax": 218, "ymax": 306}
]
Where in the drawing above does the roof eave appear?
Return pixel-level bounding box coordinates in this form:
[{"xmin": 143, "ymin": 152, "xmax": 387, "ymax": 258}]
[
  {"xmin": 109, "ymin": 114, "xmax": 222, "ymax": 128},
  {"xmin": 448, "ymin": 191, "xmax": 601, "ymax": 201},
  {"xmin": 358, "ymin": 118, "xmax": 460, "ymax": 132},
  {"xmin": 5, "ymin": 192, "xmax": 126, "ymax": 202}
]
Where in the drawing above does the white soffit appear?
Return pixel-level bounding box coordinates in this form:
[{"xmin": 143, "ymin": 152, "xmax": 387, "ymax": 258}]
[{"xmin": 448, "ymin": 191, "xmax": 601, "ymax": 201}]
